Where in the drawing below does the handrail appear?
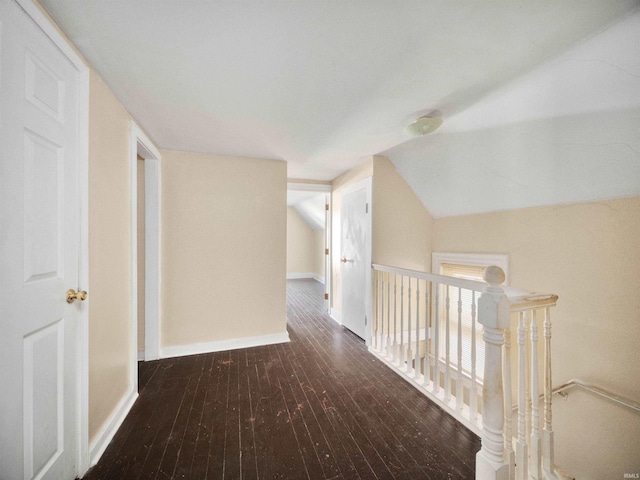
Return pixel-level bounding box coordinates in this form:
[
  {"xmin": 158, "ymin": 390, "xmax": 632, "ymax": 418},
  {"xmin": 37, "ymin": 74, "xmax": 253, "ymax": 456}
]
[
  {"xmin": 372, "ymin": 263, "xmax": 559, "ymax": 310},
  {"xmin": 513, "ymin": 379, "xmax": 640, "ymax": 413},
  {"xmin": 508, "ymin": 292, "xmax": 559, "ymax": 311},
  {"xmin": 372, "ymin": 263, "xmax": 486, "ymax": 292},
  {"xmin": 553, "ymin": 379, "xmax": 640, "ymax": 413}
]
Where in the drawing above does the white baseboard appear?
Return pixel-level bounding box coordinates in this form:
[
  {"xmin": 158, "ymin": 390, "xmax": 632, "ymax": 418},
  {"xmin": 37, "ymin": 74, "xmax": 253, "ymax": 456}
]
[
  {"xmin": 286, "ymin": 272, "xmax": 314, "ymax": 279},
  {"xmin": 137, "ymin": 350, "xmax": 145, "ymax": 361},
  {"xmin": 159, "ymin": 331, "xmax": 290, "ymax": 360},
  {"xmin": 89, "ymin": 386, "xmax": 138, "ymax": 467},
  {"xmin": 330, "ymin": 308, "xmax": 342, "ymax": 325},
  {"xmin": 287, "ymin": 272, "xmax": 325, "ymax": 284}
]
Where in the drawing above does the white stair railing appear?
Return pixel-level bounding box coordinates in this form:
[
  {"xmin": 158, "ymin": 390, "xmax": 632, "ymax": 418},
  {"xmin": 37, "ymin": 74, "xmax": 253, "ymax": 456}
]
[
  {"xmin": 372, "ymin": 264, "xmax": 487, "ymax": 434},
  {"xmin": 370, "ymin": 264, "xmax": 558, "ymax": 480}
]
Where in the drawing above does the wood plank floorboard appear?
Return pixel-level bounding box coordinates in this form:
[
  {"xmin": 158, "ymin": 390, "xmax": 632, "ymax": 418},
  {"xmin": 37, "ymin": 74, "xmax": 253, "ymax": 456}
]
[{"xmin": 82, "ymin": 279, "xmax": 480, "ymax": 480}]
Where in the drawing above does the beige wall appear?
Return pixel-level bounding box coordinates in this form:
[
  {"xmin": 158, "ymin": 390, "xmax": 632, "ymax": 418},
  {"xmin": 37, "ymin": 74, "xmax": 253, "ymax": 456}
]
[
  {"xmin": 286, "ymin": 207, "xmax": 325, "ymax": 279},
  {"xmin": 372, "ymin": 156, "xmax": 433, "ymax": 271},
  {"xmin": 287, "ymin": 207, "xmax": 316, "ymax": 274},
  {"xmin": 161, "ymin": 150, "xmax": 287, "ymax": 347},
  {"xmin": 137, "ymin": 158, "xmax": 145, "ymax": 353},
  {"xmin": 330, "ymin": 156, "xmax": 433, "ymax": 315},
  {"xmin": 433, "ymin": 196, "xmax": 640, "ymax": 402},
  {"xmin": 88, "ymin": 71, "xmax": 133, "ymax": 442}
]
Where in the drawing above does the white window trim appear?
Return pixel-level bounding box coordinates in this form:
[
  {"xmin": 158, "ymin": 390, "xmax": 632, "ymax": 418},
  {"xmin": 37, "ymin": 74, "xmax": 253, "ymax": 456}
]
[{"xmin": 432, "ymin": 252, "xmax": 510, "ymax": 286}]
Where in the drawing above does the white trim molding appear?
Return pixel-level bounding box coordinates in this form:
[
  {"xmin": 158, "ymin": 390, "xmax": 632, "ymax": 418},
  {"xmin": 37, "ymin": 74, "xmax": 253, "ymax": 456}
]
[
  {"xmin": 286, "ymin": 181, "xmax": 332, "ymax": 193},
  {"xmin": 144, "ymin": 157, "xmax": 161, "ymax": 361},
  {"xmin": 330, "ymin": 308, "xmax": 342, "ymax": 325},
  {"xmin": 129, "ymin": 121, "xmax": 162, "ymax": 363},
  {"xmin": 88, "ymin": 387, "xmax": 138, "ymax": 467},
  {"xmin": 432, "ymin": 252, "xmax": 510, "ymax": 285},
  {"xmin": 286, "ymin": 272, "xmax": 325, "ymax": 284},
  {"xmin": 286, "ymin": 272, "xmax": 316, "ymax": 280},
  {"xmin": 159, "ymin": 332, "xmax": 291, "ymax": 360}
]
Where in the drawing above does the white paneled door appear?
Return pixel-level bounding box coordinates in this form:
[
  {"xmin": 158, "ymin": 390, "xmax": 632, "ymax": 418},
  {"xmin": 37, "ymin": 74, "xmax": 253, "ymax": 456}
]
[
  {"xmin": 0, "ymin": 1, "xmax": 85, "ymax": 479},
  {"xmin": 340, "ymin": 178, "xmax": 372, "ymax": 341}
]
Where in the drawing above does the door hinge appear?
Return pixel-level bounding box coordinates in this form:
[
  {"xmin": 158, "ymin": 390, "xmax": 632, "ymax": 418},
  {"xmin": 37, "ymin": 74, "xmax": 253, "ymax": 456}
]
[
  {"xmin": 325, "ymin": 203, "xmax": 329, "ymax": 211},
  {"xmin": 325, "ymin": 248, "xmax": 329, "ymax": 255},
  {"xmin": 365, "ymin": 203, "xmax": 369, "ymax": 214},
  {"xmin": 324, "ymin": 293, "xmax": 329, "ymax": 300},
  {"xmin": 365, "ymin": 315, "xmax": 367, "ymax": 325}
]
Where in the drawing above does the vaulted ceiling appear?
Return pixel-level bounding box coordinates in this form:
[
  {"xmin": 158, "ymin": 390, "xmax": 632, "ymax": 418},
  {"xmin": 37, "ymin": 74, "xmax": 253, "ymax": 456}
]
[{"xmin": 41, "ymin": 0, "xmax": 640, "ymax": 217}]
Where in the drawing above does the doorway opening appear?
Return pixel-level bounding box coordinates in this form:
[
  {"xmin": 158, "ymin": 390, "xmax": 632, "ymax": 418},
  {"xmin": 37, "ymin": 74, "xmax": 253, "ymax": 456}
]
[
  {"xmin": 286, "ymin": 182, "xmax": 332, "ymax": 313},
  {"xmin": 130, "ymin": 122, "xmax": 161, "ymax": 372}
]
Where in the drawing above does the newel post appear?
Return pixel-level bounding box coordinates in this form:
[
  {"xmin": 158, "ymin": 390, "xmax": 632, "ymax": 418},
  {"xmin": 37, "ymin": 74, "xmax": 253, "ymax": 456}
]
[{"xmin": 476, "ymin": 266, "xmax": 511, "ymax": 480}]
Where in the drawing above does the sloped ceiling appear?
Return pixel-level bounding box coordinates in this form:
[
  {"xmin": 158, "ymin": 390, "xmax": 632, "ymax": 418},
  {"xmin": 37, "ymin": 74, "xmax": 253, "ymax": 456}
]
[
  {"xmin": 287, "ymin": 190, "xmax": 325, "ymax": 230},
  {"xmin": 384, "ymin": 10, "xmax": 640, "ymax": 217},
  {"xmin": 40, "ymin": 0, "xmax": 640, "ymax": 217}
]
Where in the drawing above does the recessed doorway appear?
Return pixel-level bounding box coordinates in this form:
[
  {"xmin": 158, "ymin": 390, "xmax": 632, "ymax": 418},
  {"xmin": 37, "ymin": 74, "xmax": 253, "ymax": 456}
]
[{"xmin": 286, "ymin": 182, "xmax": 332, "ymax": 312}]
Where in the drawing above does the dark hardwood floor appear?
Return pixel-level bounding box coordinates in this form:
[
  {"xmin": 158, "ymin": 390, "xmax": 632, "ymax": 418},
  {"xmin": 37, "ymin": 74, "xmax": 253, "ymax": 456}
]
[{"xmin": 83, "ymin": 279, "xmax": 479, "ymax": 480}]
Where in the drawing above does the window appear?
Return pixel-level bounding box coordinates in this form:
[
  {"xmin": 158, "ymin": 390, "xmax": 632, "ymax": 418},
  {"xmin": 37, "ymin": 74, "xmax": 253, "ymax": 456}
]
[{"xmin": 432, "ymin": 253, "xmax": 509, "ymax": 380}]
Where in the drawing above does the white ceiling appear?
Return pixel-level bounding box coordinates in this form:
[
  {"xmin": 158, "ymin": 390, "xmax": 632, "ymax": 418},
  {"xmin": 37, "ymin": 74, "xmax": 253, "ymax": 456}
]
[{"xmin": 40, "ymin": 0, "xmax": 640, "ymax": 217}]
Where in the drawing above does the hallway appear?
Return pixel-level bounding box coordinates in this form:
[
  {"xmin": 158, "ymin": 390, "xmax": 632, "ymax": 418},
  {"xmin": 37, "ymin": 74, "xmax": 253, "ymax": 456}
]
[{"xmin": 83, "ymin": 279, "xmax": 479, "ymax": 479}]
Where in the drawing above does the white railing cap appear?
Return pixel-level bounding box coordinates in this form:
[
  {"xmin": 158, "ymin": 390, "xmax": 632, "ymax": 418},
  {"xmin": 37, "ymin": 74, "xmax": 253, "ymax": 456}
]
[
  {"xmin": 372, "ymin": 263, "xmax": 558, "ymax": 311},
  {"xmin": 372, "ymin": 263, "xmax": 486, "ymax": 292},
  {"xmin": 507, "ymin": 292, "xmax": 559, "ymax": 311}
]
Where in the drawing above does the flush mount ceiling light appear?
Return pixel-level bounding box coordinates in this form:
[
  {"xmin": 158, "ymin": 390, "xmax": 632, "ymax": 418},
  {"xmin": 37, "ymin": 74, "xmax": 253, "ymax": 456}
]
[{"xmin": 404, "ymin": 116, "xmax": 443, "ymax": 136}]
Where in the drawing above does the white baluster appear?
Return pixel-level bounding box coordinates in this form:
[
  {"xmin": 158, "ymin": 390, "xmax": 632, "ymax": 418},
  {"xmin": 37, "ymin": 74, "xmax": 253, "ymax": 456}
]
[
  {"xmin": 399, "ymin": 276, "xmax": 405, "ymax": 366},
  {"xmin": 380, "ymin": 271, "xmax": 384, "ymax": 352},
  {"xmin": 445, "ymin": 285, "xmax": 451, "ymax": 403},
  {"xmin": 384, "ymin": 273, "xmax": 390, "ymax": 357},
  {"xmin": 424, "ymin": 284, "xmax": 431, "ymax": 387},
  {"xmin": 407, "ymin": 277, "xmax": 413, "ymax": 373},
  {"xmin": 456, "ymin": 287, "xmax": 463, "ymax": 411},
  {"xmin": 542, "ymin": 307, "xmax": 557, "ymax": 479},
  {"xmin": 516, "ymin": 312, "xmax": 528, "ymax": 480},
  {"xmin": 530, "ymin": 310, "xmax": 541, "ymax": 479},
  {"xmin": 470, "ymin": 290, "xmax": 478, "ymax": 422},
  {"xmin": 415, "ymin": 279, "xmax": 421, "ymax": 379},
  {"xmin": 526, "ymin": 311, "xmax": 532, "ymax": 443},
  {"xmin": 375, "ymin": 271, "xmax": 379, "ymax": 351},
  {"xmin": 476, "ymin": 266, "xmax": 510, "ymax": 480},
  {"xmin": 392, "ymin": 274, "xmax": 398, "ymax": 361},
  {"xmin": 433, "ymin": 283, "xmax": 440, "ymax": 395},
  {"xmin": 503, "ymin": 326, "xmax": 515, "ymax": 478}
]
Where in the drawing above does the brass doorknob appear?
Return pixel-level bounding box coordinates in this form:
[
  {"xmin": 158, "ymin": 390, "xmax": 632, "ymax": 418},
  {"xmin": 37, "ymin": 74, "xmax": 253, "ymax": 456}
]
[
  {"xmin": 341, "ymin": 257, "xmax": 348, "ymax": 263},
  {"xmin": 66, "ymin": 289, "xmax": 87, "ymax": 304}
]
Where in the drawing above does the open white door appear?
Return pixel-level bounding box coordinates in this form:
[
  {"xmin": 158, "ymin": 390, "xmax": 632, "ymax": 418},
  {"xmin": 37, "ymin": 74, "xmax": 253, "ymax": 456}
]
[
  {"xmin": 340, "ymin": 178, "xmax": 372, "ymax": 341},
  {"xmin": 0, "ymin": 1, "xmax": 87, "ymax": 478}
]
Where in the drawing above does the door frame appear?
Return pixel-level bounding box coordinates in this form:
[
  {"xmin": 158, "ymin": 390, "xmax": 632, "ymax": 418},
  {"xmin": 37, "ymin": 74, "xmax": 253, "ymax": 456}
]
[
  {"xmin": 323, "ymin": 192, "xmax": 332, "ymax": 313},
  {"xmin": 14, "ymin": 0, "xmax": 91, "ymax": 474},
  {"xmin": 129, "ymin": 122, "xmax": 162, "ymax": 363},
  {"xmin": 340, "ymin": 177, "xmax": 373, "ymax": 345},
  {"xmin": 286, "ymin": 181, "xmax": 332, "ymax": 311}
]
